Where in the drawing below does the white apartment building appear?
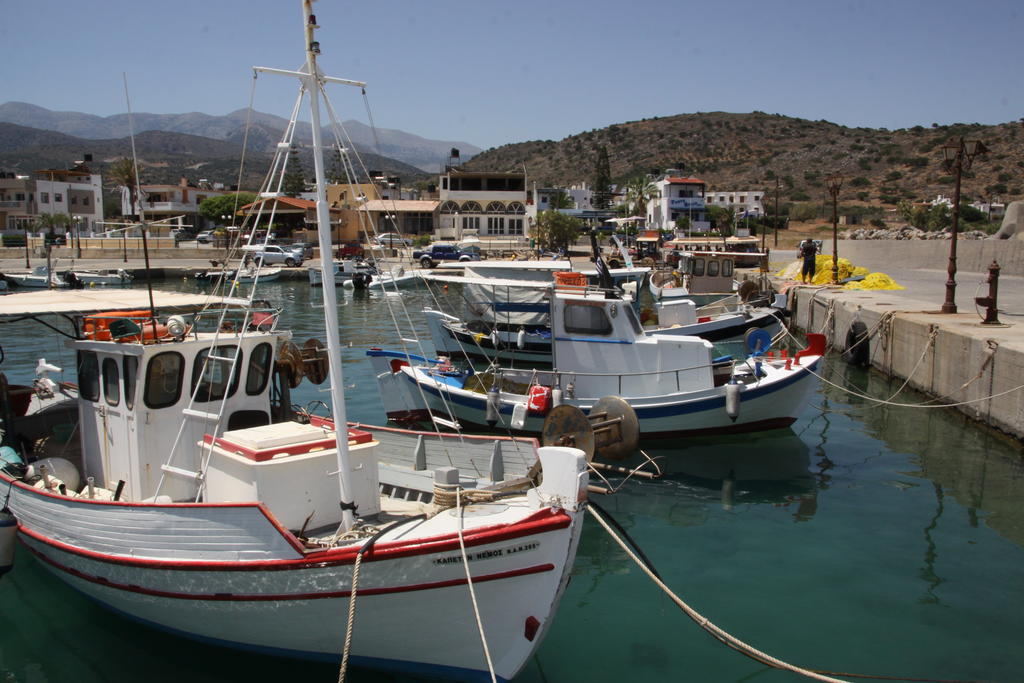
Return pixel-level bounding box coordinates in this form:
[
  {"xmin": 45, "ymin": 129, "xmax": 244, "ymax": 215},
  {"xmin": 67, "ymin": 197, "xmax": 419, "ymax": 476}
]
[
  {"xmin": 1, "ymin": 162, "xmax": 105, "ymax": 236},
  {"xmin": 647, "ymin": 175, "xmax": 711, "ymax": 232},
  {"xmin": 703, "ymin": 188, "xmax": 766, "ymax": 218},
  {"xmin": 438, "ymin": 169, "xmax": 528, "ymax": 240}
]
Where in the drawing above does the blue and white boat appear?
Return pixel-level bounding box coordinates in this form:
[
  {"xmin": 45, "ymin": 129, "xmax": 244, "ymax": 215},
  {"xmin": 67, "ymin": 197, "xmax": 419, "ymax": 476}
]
[{"xmin": 371, "ymin": 283, "xmax": 822, "ymax": 438}]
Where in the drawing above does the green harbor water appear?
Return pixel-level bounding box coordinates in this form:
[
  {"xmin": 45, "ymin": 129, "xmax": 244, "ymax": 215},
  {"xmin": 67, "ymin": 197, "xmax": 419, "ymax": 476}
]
[{"xmin": 2, "ymin": 280, "xmax": 1023, "ymax": 682}]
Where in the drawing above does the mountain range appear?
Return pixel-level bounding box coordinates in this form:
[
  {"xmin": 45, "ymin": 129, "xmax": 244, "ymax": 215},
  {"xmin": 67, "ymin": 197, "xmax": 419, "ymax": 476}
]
[{"xmin": 0, "ymin": 101, "xmax": 480, "ymax": 173}]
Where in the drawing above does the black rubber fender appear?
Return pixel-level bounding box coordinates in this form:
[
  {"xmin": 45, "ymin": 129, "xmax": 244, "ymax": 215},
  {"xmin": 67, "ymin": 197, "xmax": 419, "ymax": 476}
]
[{"xmin": 843, "ymin": 320, "xmax": 870, "ymax": 367}]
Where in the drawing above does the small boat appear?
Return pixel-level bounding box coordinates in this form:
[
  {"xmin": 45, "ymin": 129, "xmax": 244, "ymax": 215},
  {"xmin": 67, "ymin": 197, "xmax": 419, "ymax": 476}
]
[
  {"xmin": 63, "ymin": 268, "xmax": 133, "ymax": 287},
  {"xmin": 3, "ymin": 266, "xmax": 67, "ymax": 289},
  {"xmin": 371, "ymin": 281, "xmax": 823, "ymax": 439},
  {"xmin": 308, "ymin": 259, "xmax": 374, "ymax": 286},
  {"xmin": 0, "ymin": 9, "xmax": 589, "ymax": 682},
  {"xmin": 236, "ymin": 265, "xmax": 281, "ymax": 283},
  {"xmin": 344, "ymin": 264, "xmax": 425, "ymax": 290}
]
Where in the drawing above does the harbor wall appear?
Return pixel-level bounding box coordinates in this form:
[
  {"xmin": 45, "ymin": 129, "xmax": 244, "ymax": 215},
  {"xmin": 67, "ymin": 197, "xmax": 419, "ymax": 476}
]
[
  {"xmin": 832, "ymin": 239, "xmax": 1024, "ymax": 275},
  {"xmin": 784, "ymin": 284, "xmax": 1024, "ymax": 441}
]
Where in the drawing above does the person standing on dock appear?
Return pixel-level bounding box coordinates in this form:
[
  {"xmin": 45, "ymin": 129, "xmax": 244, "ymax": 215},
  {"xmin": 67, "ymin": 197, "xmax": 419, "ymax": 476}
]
[{"xmin": 798, "ymin": 238, "xmax": 818, "ymax": 283}]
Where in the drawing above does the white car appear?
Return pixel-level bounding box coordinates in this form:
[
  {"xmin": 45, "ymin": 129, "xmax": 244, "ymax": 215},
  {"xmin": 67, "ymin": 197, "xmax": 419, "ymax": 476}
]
[
  {"xmin": 374, "ymin": 233, "xmax": 411, "ymax": 247},
  {"xmin": 195, "ymin": 230, "xmax": 215, "ymax": 244},
  {"xmin": 243, "ymin": 244, "xmax": 305, "ymax": 267}
]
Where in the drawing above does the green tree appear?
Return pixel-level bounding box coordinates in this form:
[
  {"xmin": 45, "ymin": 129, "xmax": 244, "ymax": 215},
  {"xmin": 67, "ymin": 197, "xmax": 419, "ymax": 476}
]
[
  {"xmin": 198, "ymin": 193, "xmax": 259, "ymax": 224},
  {"xmin": 926, "ymin": 204, "xmax": 951, "ymax": 231},
  {"xmin": 624, "ymin": 176, "xmax": 657, "ymax": 218},
  {"xmin": 282, "ymin": 148, "xmax": 306, "ymax": 197},
  {"xmin": 591, "ymin": 145, "xmax": 612, "ymax": 209},
  {"xmin": 674, "ymin": 215, "xmax": 692, "ymax": 233},
  {"xmin": 532, "ymin": 210, "xmax": 582, "ymax": 252},
  {"xmin": 34, "ymin": 212, "xmax": 71, "ymax": 241}
]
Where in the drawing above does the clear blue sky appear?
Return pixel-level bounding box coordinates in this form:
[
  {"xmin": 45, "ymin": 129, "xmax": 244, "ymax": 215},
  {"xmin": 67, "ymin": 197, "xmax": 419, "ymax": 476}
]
[{"xmin": 4, "ymin": 0, "xmax": 1021, "ymax": 150}]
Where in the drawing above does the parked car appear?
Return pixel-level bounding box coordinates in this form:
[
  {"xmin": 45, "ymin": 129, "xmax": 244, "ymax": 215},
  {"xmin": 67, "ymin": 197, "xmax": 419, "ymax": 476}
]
[
  {"xmin": 413, "ymin": 242, "xmax": 481, "ymax": 268},
  {"xmin": 335, "ymin": 241, "xmax": 365, "ymax": 259},
  {"xmin": 242, "ymin": 244, "xmax": 305, "ymax": 267},
  {"xmin": 373, "ymin": 233, "xmax": 411, "ymax": 247},
  {"xmin": 196, "ymin": 230, "xmax": 215, "ymax": 244}
]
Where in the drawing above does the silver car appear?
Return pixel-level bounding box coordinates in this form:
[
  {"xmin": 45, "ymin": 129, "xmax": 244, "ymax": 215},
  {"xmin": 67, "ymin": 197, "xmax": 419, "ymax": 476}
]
[{"xmin": 247, "ymin": 244, "xmax": 305, "ymax": 267}]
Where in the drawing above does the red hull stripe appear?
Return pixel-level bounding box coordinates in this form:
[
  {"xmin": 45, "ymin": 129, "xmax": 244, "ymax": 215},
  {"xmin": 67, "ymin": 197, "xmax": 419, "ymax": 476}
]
[
  {"xmin": 22, "ymin": 540, "xmax": 555, "ymax": 601},
  {"xmin": 15, "ymin": 509, "xmax": 572, "ymax": 571}
]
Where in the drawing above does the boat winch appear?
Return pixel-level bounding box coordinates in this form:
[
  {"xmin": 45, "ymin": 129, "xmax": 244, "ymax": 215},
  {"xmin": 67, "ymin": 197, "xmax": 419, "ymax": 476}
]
[{"xmin": 540, "ymin": 396, "xmax": 639, "ymax": 462}]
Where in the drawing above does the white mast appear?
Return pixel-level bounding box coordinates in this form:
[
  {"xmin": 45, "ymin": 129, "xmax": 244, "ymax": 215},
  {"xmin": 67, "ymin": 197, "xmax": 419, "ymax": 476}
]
[{"xmin": 253, "ymin": 2, "xmax": 370, "ymax": 530}]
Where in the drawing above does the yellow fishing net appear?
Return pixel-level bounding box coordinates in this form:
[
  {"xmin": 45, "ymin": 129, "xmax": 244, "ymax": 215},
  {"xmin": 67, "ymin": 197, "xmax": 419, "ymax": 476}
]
[{"xmin": 778, "ymin": 255, "xmax": 903, "ymax": 290}]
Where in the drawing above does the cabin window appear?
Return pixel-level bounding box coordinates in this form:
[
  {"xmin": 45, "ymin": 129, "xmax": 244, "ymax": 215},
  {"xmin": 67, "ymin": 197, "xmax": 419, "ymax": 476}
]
[
  {"xmin": 722, "ymin": 260, "xmax": 734, "ymax": 277},
  {"xmin": 246, "ymin": 343, "xmax": 272, "ymax": 395},
  {"xmin": 692, "ymin": 258, "xmax": 705, "ymax": 276},
  {"xmin": 123, "ymin": 355, "xmax": 138, "ymax": 410},
  {"xmin": 77, "ymin": 351, "xmax": 100, "ymax": 402},
  {"xmin": 102, "ymin": 358, "xmax": 120, "ymax": 406},
  {"xmin": 192, "ymin": 345, "xmax": 241, "ymax": 402},
  {"xmin": 707, "ymin": 260, "xmax": 720, "ymax": 277},
  {"xmin": 564, "ymin": 302, "xmax": 612, "ymax": 336},
  {"xmin": 145, "ymin": 352, "xmax": 184, "ymax": 409}
]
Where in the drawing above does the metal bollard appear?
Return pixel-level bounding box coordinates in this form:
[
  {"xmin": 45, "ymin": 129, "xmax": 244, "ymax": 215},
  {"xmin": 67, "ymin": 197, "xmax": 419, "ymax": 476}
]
[{"xmin": 975, "ymin": 261, "xmax": 1002, "ymax": 325}]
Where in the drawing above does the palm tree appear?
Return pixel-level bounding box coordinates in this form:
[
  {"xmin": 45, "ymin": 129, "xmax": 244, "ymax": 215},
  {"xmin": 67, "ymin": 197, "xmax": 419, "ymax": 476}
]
[{"xmin": 624, "ymin": 176, "xmax": 657, "ymax": 219}]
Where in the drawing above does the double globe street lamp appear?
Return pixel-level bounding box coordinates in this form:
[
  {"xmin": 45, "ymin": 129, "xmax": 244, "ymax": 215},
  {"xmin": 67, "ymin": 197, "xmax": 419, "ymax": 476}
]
[{"xmin": 940, "ymin": 137, "xmax": 987, "ymax": 314}]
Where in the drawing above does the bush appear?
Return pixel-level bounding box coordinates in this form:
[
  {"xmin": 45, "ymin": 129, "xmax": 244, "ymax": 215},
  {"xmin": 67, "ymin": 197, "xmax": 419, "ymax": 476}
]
[
  {"xmin": 879, "ymin": 194, "xmax": 901, "ymax": 205},
  {"xmin": 857, "ymin": 192, "xmax": 870, "ymax": 201},
  {"xmin": 790, "ymin": 190, "xmax": 811, "ymax": 201},
  {"xmin": 851, "ymin": 177, "xmax": 871, "ymax": 187},
  {"xmin": 789, "ymin": 202, "xmax": 819, "ymax": 221},
  {"xmin": 2, "ymin": 234, "xmax": 27, "ymax": 247},
  {"xmin": 870, "ymin": 218, "xmax": 886, "ymax": 228}
]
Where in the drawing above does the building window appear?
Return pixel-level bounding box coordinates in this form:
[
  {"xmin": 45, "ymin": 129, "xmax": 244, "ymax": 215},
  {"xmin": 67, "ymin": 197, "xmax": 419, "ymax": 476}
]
[
  {"xmin": 55, "ymin": 193, "xmax": 63, "ymax": 202},
  {"xmin": 15, "ymin": 193, "xmax": 24, "ymax": 201},
  {"xmin": 486, "ymin": 201, "xmax": 505, "ymax": 213},
  {"xmin": 461, "ymin": 201, "xmax": 482, "ymax": 213},
  {"xmin": 508, "ymin": 218, "xmax": 523, "ymax": 235},
  {"xmin": 487, "ymin": 216, "xmax": 505, "ymax": 234},
  {"xmin": 40, "ymin": 192, "xmax": 49, "ymax": 203},
  {"xmin": 83, "ymin": 196, "xmax": 90, "ymax": 206},
  {"xmin": 507, "ymin": 202, "xmax": 525, "ymax": 215}
]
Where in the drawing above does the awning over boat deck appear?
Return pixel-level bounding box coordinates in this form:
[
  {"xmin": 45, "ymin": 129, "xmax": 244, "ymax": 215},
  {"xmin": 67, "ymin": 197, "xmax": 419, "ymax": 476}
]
[
  {"xmin": 0, "ymin": 289, "xmax": 241, "ymax": 319},
  {"xmin": 420, "ymin": 272, "xmax": 554, "ymax": 289}
]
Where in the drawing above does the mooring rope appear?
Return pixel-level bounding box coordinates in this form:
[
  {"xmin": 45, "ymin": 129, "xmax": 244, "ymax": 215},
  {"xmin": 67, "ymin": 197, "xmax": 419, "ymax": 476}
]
[
  {"xmin": 456, "ymin": 487, "xmax": 498, "ymax": 683},
  {"xmin": 587, "ymin": 503, "xmax": 999, "ymax": 683}
]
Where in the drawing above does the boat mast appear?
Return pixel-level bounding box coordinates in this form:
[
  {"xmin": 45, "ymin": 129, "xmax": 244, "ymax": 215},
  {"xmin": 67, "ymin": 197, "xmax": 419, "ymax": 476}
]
[{"xmin": 303, "ymin": 0, "xmax": 355, "ymax": 531}]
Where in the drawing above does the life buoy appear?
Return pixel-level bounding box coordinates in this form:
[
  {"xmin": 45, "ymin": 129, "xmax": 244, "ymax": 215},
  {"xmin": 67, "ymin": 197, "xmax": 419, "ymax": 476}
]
[{"xmin": 843, "ymin": 320, "xmax": 870, "ymax": 367}]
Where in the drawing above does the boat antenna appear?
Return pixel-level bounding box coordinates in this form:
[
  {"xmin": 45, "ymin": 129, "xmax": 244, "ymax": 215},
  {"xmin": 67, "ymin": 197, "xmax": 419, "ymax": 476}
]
[{"xmin": 123, "ymin": 73, "xmax": 159, "ymax": 335}]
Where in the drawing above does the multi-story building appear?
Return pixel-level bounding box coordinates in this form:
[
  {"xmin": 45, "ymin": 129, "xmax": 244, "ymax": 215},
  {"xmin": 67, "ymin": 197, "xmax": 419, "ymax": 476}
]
[
  {"xmin": 703, "ymin": 188, "xmax": 766, "ymax": 219},
  {"xmin": 123, "ymin": 178, "xmax": 236, "ymax": 235},
  {"xmin": 647, "ymin": 174, "xmax": 711, "ymax": 232},
  {"xmin": 1, "ymin": 160, "xmax": 104, "ymax": 236},
  {"xmin": 438, "ymin": 168, "xmax": 528, "ymax": 241}
]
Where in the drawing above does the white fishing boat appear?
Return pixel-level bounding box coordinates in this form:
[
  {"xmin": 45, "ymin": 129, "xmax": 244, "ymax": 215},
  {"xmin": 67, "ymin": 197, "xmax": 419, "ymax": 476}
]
[
  {"xmin": 308, "ymin": 258, "xmax": 373, "ymax": 286},
  {"xmin": 3, "ymin": 266, "xmax": 67, "ymax": 289},
  {"xmin": 371, "ymin": 281, "xmax": 823, "ymax": 439},
  {"xmin": 0, "ymin": 7, "xmax": 588, "ymax": 682}
]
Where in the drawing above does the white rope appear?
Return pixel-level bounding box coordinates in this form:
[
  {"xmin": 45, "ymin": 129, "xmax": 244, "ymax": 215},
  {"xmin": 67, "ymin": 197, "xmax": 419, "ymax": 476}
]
[
  {"xmin": 587, "ymin": 505, "xmax": 851, "ymax": 683},
  {"xmin": 456, "ymin": 488, "xmax": 497, "ymax": 683}
]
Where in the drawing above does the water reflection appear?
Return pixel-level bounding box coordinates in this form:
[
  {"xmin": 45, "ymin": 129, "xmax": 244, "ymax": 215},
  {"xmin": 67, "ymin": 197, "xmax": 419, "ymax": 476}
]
[{"xmin": 819, "ymin": 357, "xmax": 1024, "ymax": 549}]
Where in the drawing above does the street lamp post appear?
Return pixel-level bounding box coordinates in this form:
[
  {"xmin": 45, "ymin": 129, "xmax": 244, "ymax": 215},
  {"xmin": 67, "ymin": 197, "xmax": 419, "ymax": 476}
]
[
  {"xmin": 825, "ymin": 174, "xmax": 842, "ymax": 285},
  {"xmin": 940, "ymin": 137, "xmax": 988, "ymax": 314},
  {"xmin": 773, "ymin": 176, "xmax": 780, "ymax": 247},
  {"xmin": 24, "ymin": 223, "xmax": 31, "ymax": 268},
  {"xmin": 73, "ymin": 215, "xmax": 82, "ymax": 258}
]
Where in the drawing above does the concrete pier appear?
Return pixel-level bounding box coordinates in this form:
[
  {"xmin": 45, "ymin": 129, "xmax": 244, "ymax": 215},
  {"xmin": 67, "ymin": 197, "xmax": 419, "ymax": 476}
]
[{"xmin": 775, "ymin": 242, "xmax": 1024, "ymax": 441}]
